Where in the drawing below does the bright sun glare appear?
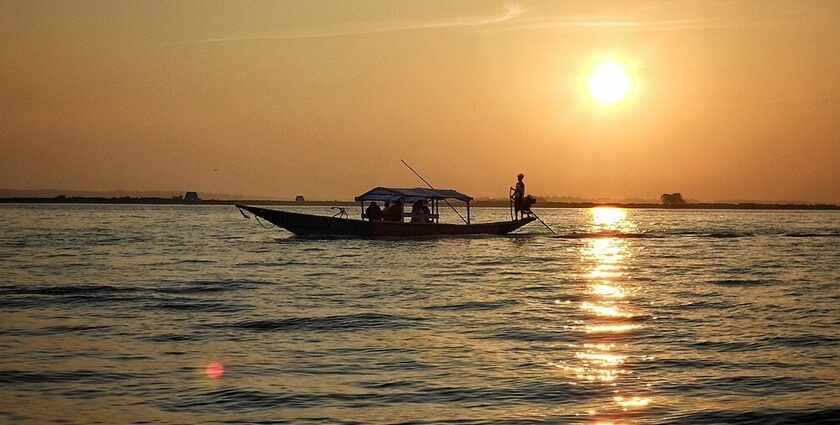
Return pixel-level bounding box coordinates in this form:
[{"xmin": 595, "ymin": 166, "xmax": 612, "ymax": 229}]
[{"xmin": 588, "ymin": 62, "xmax": 630, "ymax": 105}]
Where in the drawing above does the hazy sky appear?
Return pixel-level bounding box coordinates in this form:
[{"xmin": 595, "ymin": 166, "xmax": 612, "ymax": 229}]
[{"xmin": 2, "ymin": 0, "xmax": 839, "ymax": 202}]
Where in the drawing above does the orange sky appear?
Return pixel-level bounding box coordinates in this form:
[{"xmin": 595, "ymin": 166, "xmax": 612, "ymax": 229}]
[{"xmin": 2, "ymin": 1, "xmax": 839, "ymax": 202}]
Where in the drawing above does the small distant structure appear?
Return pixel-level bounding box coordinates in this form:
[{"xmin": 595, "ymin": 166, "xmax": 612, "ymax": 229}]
[
  {"xmin": 660, "ymin": 193, "xmax": 687, "ymax": 206},
  {"xmin": 294, "ymin": 195, "xmax": 305, "ymax": 204},
  {"xmin": 184, "ymin": 192, "xmax": 200, "ymax": 202}
]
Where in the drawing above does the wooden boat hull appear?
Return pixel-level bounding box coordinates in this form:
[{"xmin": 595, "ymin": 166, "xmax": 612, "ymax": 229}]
[{"xmin": 236, "ymin": 205, "xmax": 535, "ymax": 237}]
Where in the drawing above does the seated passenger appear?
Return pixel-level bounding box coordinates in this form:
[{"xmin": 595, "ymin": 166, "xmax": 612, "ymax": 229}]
[
  {"xmin": 384, "ymin": 200, "xmax": 403, "ymax": 221},
  {"xmin": 410, "ymin": 201, "xmax": 425, "ymax": 223},
  {"xmin": 393, "ymin": 200, "xmax": 404, "ymax": 221},
  {"xmin": 420, "ymin": 200, "xmax": 432, "ymax": 223},
  {"xmin": 365, "ymin": 201, "xmax": 383, "ymax": 221},
  {"xmin": 380, "ymin": 201, "xmax": 392, "ymax": 221}
]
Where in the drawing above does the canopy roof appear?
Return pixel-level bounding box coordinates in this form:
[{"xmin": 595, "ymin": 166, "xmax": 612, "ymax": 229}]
[{"xmin": 355, "ymin": 187, "xmax": 473, "ymax": 203}]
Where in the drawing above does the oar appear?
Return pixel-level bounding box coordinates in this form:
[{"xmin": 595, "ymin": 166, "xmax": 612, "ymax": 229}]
[
  {"xmin": 401, "ymin": 160, "xmax": 469, "ymax": 224},
  {"xmin": 529, "ymin": 211, "xmax": 557, "ymax": 234}
]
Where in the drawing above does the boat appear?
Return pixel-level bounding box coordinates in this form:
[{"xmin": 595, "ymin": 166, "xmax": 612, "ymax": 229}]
[{"xmin": 236, "ymin": 187, "xmax": 536, "ymax": 238}]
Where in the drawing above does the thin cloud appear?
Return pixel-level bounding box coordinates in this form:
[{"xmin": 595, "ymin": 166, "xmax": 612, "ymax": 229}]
[
  {"xmin": 170, "ymin": 3, "xmax": 524, "ymax": 45},
  {"xmin": 496, "ymin": 16, "xmax": 738, "ymax": 33}
]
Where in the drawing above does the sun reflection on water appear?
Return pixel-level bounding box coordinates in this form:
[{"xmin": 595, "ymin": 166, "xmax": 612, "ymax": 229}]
[
  {"xmin": 586, "ymin": 267, "xmax": 623, "ymax": 279},
  {"xmin": 563, "ymin": 208, "xmax": 652, "ymax": 421},
  {"xmin": 592, "ymin": 207, "xmax": 626, "ymax": 226},
  {"xmin": 580, "ymin": 301, "xmax": 634, "ymax": 318},
  {"xmin": 576, "ymin": 351, "xmax": 627, "ymax": 365},
  {"xmin": 591, "ymin": 283, "xmax": 625, "ymax": 298},
  {"xmin": 589, "ymin": 238, "xmax": 626, "ymax": 262},
  {"xmin": 614, "ymin": 395, "xmax": 652, "ymax": 408},
  {"xmin": 584, "ymin": 324, "xmax": 642, "ymax": 333},
  {"xmin": 590, "ymin": 207, "xmax": 635, "ymax": 233}
]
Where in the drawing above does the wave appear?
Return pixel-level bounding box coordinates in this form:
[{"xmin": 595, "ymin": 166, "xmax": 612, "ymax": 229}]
[
  {"xmin": 159, "ymin": 381, "xmax": 594, "ymax": 413},
  {"xmin": 147, "ymin": 300, "xmax": 247, "ymax": 313},
  {"xmin": 0, "ymin": 284, "xmax": 148, "ymax": 310},
  {"xmin": 709, "ymin": 279, "xmax": 782, "ymax": 287},
  {"xmin": 0, "ymin": 279, "xmax": 262, "ymax": 297},
  {"xmin": 688, "ymin": 340, "xmax": 766, "ymax": 352},
  {"xmin": 702, "ymin": 231, "xmax": 754, "ymax": 238},
  {"xmin": 151, "ymin": 279, "xmax": 263, "ymax": 294},
  {"xmin": 663, "ymin": 407, "xmax": 840, "ymax": 424},
  {"xmin": 688, "ymin": 333, "xmax": 839, "ymax": 353},
  {"xmin": 784, "ymin": 231, "xmax": 840, "ymax": 238},
  {"xmin": 660, "ymin": 375, "xmax": 829, "ymax": 396},
  {"xmin": 672, "ymin": 300, "xmax": 754, "ymax": 310},
  {"xmin": 0, "ymin": 282, "xmax": 261, "ymax": 314},
  {"xmin": 555, "ymin": 231, "xmax": 659, "ymax": 239},
  {"xmin": 423, "ymin": 300, "xmax": 517, "ymax": 311},
  {"xmin": 171, "ymin": 259, "xmax": 216, "ymax": 264},
  {"xmin": 482, "ymin": 328, "xmax": 575, "ymax": 342},
  {"xmin": 765, "ymin": 334, "xmax": 840, "ymax": 348},
  {"xmin": 1, "ymin": 324, "xmax": 114, "ymax": 337},
  {"xmin": 551, "ymin": 230, "xmax": 776, "ymax": 239},
  {"xmin": 140, "ymin": 333, "xmax": 196, "ymax": 343},
  {"xmin": 0, "ymin": 370, "xmax": 142, "ymax": 384},
  {"xmin": 0, "ymin": 283, "xmax": 131, "ymax": 296},
  {"xmin": 213, "ymin": 313, "xmax": 425, "ymax": 333},
  {"xmin": 548, "ymin": 229, "xmax": 840, "ymax": 240}
]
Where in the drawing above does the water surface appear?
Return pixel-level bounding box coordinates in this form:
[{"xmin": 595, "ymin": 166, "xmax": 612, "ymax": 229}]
[{"xmin": 1, "ymin": 205, "xmax": 838, "ymax": 424}]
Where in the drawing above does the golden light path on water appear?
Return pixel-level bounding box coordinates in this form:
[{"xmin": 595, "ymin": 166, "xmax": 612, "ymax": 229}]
[{"xmin": 553, "ymin": 208, "xmax": 651, "ymax": 423}]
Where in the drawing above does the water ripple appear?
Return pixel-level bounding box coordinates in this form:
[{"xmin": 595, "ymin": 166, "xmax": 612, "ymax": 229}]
[{"xmin": 212, "ymin": 313, "xmax": 426, "ymax": 332}]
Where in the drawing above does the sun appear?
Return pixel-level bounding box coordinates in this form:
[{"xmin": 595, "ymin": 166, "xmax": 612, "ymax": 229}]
[{"xmin": 588, "ymin": 62, "xmax": 631, "ymax": 105}]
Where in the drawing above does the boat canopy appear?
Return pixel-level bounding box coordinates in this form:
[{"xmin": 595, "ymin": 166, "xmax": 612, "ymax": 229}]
[{"xmin": 354, "ymin": 187, "xmax": 473, "ymax": 203}]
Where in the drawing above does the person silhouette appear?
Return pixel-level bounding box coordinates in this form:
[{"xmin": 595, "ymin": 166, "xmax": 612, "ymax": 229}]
[
  {"xmin": 365, "ymin": 201, "xmax": 383, "ymax": 221},
  {"xmin": 511, "ymin": 173, "xmax": 526, "ymax": 219}
]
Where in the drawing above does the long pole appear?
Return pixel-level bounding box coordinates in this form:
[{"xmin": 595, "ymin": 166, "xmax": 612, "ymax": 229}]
[
  {"xmin": 401, "ymin": 160, "xmax": 468, "ymax": 224},
  {"xmin": 530, "ymin": 211, "xmax": 557, "ymax": 234}
]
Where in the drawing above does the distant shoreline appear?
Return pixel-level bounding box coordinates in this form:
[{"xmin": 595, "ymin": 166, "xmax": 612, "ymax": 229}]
[{"xmin": 1, "ymin": 197, "xmax": 838, "ymax": 210}]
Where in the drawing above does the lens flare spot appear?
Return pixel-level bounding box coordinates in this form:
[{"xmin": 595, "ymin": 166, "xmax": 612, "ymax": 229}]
[{"xmin": 206, "ymin": 361, "xmax": 224, "ymax": 379}]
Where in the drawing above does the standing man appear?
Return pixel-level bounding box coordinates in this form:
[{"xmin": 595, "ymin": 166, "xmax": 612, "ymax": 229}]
[{"xmin": 512, "ymin": 173, "xmax": 526, "ymax": 219}]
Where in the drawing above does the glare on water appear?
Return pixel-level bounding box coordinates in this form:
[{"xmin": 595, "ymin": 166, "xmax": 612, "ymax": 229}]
[{"xmin": 574, "ymin": 208, "xmax": 652, "ymax": 419}]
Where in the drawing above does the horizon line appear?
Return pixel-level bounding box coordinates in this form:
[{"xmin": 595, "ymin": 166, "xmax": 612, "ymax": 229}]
[{"xmin": 0, "ymin": 189, "xmax": 836, "ymax": 206}]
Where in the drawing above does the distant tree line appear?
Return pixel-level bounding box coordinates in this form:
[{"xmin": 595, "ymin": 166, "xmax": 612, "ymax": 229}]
[{"xmin": 660, "ymin": 193, "xmax": 687, "ymax": 206}]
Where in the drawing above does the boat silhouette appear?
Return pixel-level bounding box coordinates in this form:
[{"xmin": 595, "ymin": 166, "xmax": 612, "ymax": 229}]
[{"xmin": 236, "ymin": 187, "xmax": 535, "ymax": 238}]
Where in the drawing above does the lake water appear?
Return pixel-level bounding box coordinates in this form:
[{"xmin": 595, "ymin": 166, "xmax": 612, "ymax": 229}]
[{"xmin": 1, "ymin": 204, "xmax": 839, "ymax": 424}]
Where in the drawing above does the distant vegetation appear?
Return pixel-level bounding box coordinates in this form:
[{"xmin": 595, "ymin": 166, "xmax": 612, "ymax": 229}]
[
  {"xmin": 660, "ymin": 193, "xmax": 687, "ymax": 206},
  {"xmin": 1, "ymin": 192, "xmax": 838, "ymax": 210}
]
